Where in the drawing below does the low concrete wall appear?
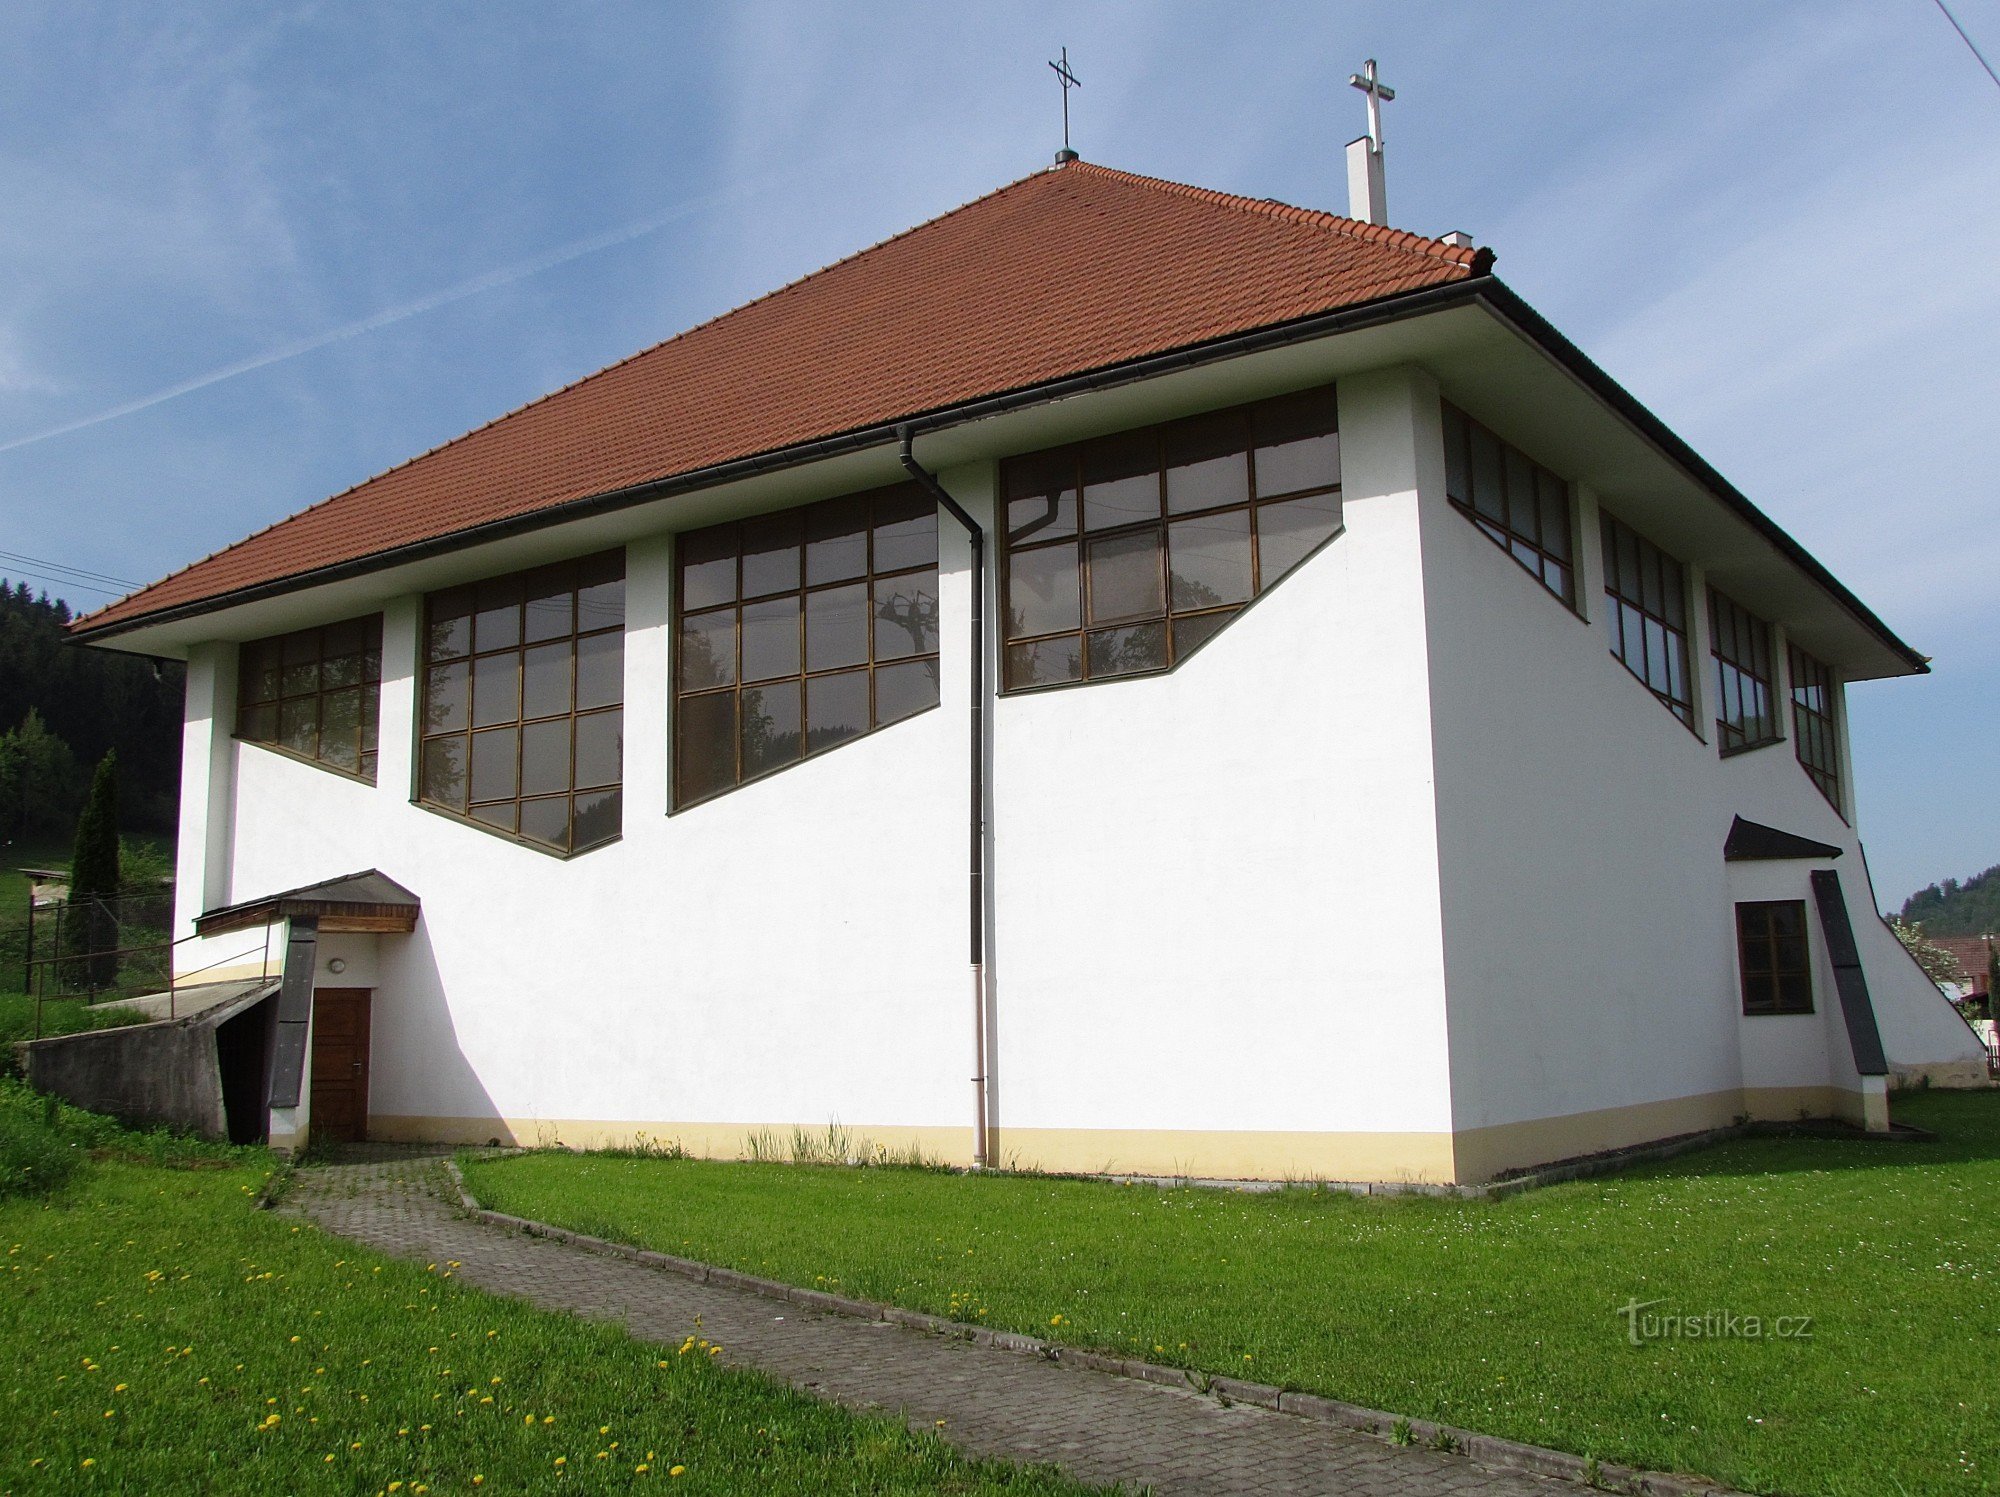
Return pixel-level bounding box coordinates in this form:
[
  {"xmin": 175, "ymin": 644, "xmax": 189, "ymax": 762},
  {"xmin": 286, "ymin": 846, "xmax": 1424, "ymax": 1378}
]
[{"xmin": 15, "ymin": 987, "xmax": 276, "ymax": 1140}]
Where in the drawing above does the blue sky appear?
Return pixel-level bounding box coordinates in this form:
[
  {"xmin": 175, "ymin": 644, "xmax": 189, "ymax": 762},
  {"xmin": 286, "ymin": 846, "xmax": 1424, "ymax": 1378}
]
[{"xmin": 0, "ymin": 2, "xmax": 1994, "ymax": 906}]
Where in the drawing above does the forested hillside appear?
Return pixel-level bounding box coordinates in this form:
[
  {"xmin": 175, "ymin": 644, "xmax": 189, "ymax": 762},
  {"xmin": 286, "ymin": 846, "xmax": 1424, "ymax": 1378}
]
[
  {"xmin": 1900, "ymin": 864, "xmax": 2000, "ymax": 939},
  {"xmin": 0, "ymin": 580, "xmax": 183, "ymax": 849}
]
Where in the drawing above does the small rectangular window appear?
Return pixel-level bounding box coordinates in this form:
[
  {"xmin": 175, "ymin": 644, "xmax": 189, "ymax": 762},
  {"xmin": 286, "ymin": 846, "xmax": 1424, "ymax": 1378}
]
[
  {"xmin": 1736, "ymin": 900, "xmax": 1814, "ymax": 1015},
  {"xmin": 1709, "ymin": 590, "xmax": 1779, "ymax": 753},
  {"xmin": 1441, "ymin": 403, "xmax": 1575, "ymax": 607},
  {"xmin": 998, "ymin": 385, "xmax": 1341, "ymax": 691},
  {"xmin": 236, "ymin": 615, "xmax": 383, "ymax": 782},
  {"xmin": 1600, "ymin": 512, "xmax": 1695, "ymax": 729},
  {"xmin": 674, "ymin": 483, "xmax": 940, "ymax": 807},
  {"xmin": 1789, "ymin": 644, "xmax": 1841, "ymax": 811}
]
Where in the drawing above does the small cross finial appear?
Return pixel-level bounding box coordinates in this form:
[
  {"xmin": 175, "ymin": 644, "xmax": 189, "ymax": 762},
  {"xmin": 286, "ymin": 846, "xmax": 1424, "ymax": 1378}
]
[
  {"xmin": 1049, "ymin": 47, "xmax": 1082, "ymax": 164},
  {"xmin": 1348, "ymin": 57, "xmax": 1395, "ymax": 155}
]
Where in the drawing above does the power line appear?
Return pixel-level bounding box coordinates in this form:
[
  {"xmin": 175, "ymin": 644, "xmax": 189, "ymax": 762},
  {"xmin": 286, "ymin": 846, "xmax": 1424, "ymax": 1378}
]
[
  {"xmin": 1934, "ymin": 0, "xmax": 2000, "ymax": 92},
  {"xmin": 0, "ymin": 567, "xmax": 127, "ymax": 601},
  {"xmin": 0, "ymin": 549, "xmax": 139, "ymax": 590}
]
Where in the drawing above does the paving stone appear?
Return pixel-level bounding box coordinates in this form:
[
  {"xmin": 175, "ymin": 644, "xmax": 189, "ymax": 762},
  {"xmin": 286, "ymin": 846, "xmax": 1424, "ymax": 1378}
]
[{"xmin": 283, "ymin": 1148, "xmax": 1577, "ymax": 1497}]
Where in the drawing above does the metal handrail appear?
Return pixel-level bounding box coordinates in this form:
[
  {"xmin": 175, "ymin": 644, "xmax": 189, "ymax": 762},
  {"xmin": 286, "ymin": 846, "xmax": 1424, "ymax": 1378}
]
[{"xmin": 27, "ymin": 918, "xmax": 275, "ymax": 1039}]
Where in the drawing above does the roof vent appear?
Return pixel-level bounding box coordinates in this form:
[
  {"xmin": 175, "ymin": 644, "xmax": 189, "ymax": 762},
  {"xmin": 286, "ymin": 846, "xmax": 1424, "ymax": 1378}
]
[{"xmin": 1441, "ymin": 230, "xmax": 1472, "ymax": 248}]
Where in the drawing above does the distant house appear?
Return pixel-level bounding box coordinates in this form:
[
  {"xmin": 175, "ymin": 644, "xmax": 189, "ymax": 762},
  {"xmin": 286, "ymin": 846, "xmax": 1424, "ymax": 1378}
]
[
  {"xmin": 1934, "ymin": 936, "xmax": 1995, "ymax": 1002},
  {"xmin": 71, "ymin": 158, "xmax": 1987, "ymax": 1177}
]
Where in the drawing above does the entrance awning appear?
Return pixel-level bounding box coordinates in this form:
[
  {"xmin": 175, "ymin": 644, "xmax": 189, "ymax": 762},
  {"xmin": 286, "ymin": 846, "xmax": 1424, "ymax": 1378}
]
[{"xmin": 195, "ymin": 870, "xmax": 420, "ymax": 937}]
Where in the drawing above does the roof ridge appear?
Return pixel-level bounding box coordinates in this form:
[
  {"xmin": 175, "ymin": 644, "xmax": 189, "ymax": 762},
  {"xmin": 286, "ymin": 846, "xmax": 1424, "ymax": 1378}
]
[
  {"xmin": 75, "ymin": 166, "xmax": 1071, "ymax": 629},
  {"xmin": 1063, "ymin": 159, "xmax": 1482, "ymax": 268}
]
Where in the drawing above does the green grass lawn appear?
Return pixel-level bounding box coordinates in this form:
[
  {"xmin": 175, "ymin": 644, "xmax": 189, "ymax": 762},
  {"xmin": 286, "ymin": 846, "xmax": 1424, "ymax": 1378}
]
[
  {"xmin": 0, "ymin": 1084, "xmax": 1091, "ymax": 1495},
  {"xmin": 464, "ymin": 1091, "xmax": 2000, "ymax": 1497}
]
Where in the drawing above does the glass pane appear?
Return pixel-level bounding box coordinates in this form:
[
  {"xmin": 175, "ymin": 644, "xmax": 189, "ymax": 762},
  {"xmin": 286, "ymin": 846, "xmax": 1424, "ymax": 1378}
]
[
  {"xmin": 574, "ymin": 708, "xmax": 622, "ymax": 790},
  {"xmin": 471, "ymin": 651, "xmax": 520, "ymax": 728},
  {"xmin": 680, "ymin": 525, "xmax": 738, "ymax": 612},
  {"xmin": 806, "ymin": 495, "xmax": 869, "ymax": 585},
  {"xmin": 241, "ymin": 640, "xmax": 282, "ymax": 704},
  {"xmin": 1086, "ymin": 529, "xmax": 1164, "ymax": 626},
  {"xmin": 872, "ymin": 486, "xmax": 937, "ymax": 572},
  {"xmin": 1504, "ymin": 449, "xmax": 1538, "ymax": 544},
  {"xmin": 320, "ymin": 688, "xmax": 362, "ymax": 771},
  {"xmin": 1742, "ymin": 939, "xmax": 1772, "ymax": 973},
  {"xmin": 1007, "ymin": 544, "xmax": 1080, "ymax": 637},
  {"xmin": 741, "ymin": 681, "xmax": 803, "ymax": 779},
  {"xmin": 523, "ymin": 570, "xmax": 574, "ymax": 643},
  {"xmin": 1172, "ymin": 608, "xmax": 1237, "ymax": 658},
  {"xmin": 680, "ymin": 608, "xmax": 737, "ymax": 691},
  {"xmin": 1164, "ymin": 409, "xmax": 1249, "ymax": 515},
  {"xmin": 520, "ymin": 717, "xmax": 571, "ymax": 798},
  {"xmin": 470, "ymin": 726, "xmax": 519, "ymax": 803},
  {"xmin": 1778, "ymin": 973, "xmax": 1811, "ymax": 1011},
  {"xmin": 282, "ymin": 658, "xmax": 318, "ymax": 697},
  {"xmin": 805, "ymin": 582, "xmax": 868, "ymax": 672},
  {"xmin": 1442, "ymin": 405, "xmax": 1471, "ymax": 504},
  {"xmin": 425, "ymin": 660, "xmax": 469, "ymax": 734},
  {"xmin": 474, "ymin": 578, "xmax": 521, "ymax": 653},
  {"xmin": 575, "ymin": 629, "xmax": 622, "ymax": 712},
  {"xmin": 1537, "ymin": 471, "xmax": 1570, "ymax": 561},
  {"xmin": 321, "ymin": 617, "xmax": 366, "ymax": 657},
  {"xmin": 1543, "ymin": 559, "xmax": 1573, "ymax": 604},
  {"xmin": 1006, "ymin": 636, "xmax": 1082, "ymax": 689},
  {"xmin": 420, "ymin": 736, "xmax": 467, "ymax": 810},
  {"xmin": 873, "ymin": 572, "xmax": 939, "ymax": 661},
  {"xmin": 522, "ymin": 640, "xmax": 573, "ymax": 719},
  {"xmin": 279, "ymin": 697, "xmax": 317, "ymax": 756},
  {"xmin": 1771, "ymin": 903, "xmax": 1803, "ymax": 938},
  {"xmin": 805, "ymin": 668, "xmax": 868, "ymax": 754},
  {"xmin": 576, "ymin": 563, "xmax": 624, "ymax": 634},
  {"xmin": 1005, "ymin": 451, "xmax": 1078, "ymax": 544},
  {"xmin": 238, "ymin": 703, "xmax": 277, "ymax": 743},
  {"xmin": 321, "ymin": 652, "xmax": 363, "ymax": 690},
  {"xmin": 741, "ymin": 595, "xmax": 801, "ymax": 682},
  {"xmin": 1470, "ymin": 424, "xmax": 1505, "ymax": 524},
  {"xmin": 1663, "ymin": 562, "xmax": 1687, "ymax": 631},
  {"xmin": 572, "ymin": 788, "xmax": 621, "ymax": 851},
  {"xmin": 741, "ymin": 510, "xmax": 802, "ymax": 598},
  {"xmin": 471, "ymin": 801, "xmax": 517, "ymax": 833},
  {"xmin": 1086, "ymin": 622, "xmax": 1169, "ymax": 679},
  {"xmin": 281, "ymin": 629, "xmax": 320, "ymax": 667},
  {"xmin": 1169, "ymin": 509, "xmax": 1253, "ymax": 612},
  {"xmin": 359, "ymin": 750, "xmax": 377, "ymax": 783},
  {"xmin": 676, "ymin": 691, "xmax": 737, "ymax": 803},
  {"xmin": 874, "ymin": 658, "xmax": 940, "ymax": 727},
  {"xmin": 520, "ymin": 795, "xmax": 570, "ymax": 851},
  {"xmin": 1081, "ymin": 430, "xmax": 1159, "ymax": 531},
  {"xmin": 426, "ymin": 588, "xmax": 474, "ymax": 660},
  {"xmin": 1252, "ymin": 386, "xmax": 1340, "ymax": 498},
  {"xmin": 1256, "ymin": 492, "xmax": 1342, "ymax": 586}
]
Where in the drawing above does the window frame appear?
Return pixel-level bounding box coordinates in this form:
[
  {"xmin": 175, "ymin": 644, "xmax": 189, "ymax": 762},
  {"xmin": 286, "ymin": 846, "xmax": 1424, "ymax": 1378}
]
[
  {"xmin": 1709, "ymin": 589, "xmax": 1780, "ymax": 755},
  {"xmin": 234, "ymin": 614, "xmax": 383, "ymax": 784},
  {"xmin": 1599, "ymin": 511, "xmax": 1698, "ymax": 732},
  {"xmin": 1440, "ymin": 402, "xmax": 1579, "ymax": 610},
  {"xmin": 415, "ymin": 550, "xmax": 626, "ymax": 858},
  {"xmin": 1788, "ymin": 643, "xmax": 1842, "ymax": 813},
  {"xmin": 997, "ymin": 385, "xmax": 1343, "ymax": 694},
  {"xmin": 1735, "ymin": 899, "xmax": 1816, "ymax": 1016},
  {"xmin": 671, "ymin": 483, "xmax": 942, "ymax": 810}
]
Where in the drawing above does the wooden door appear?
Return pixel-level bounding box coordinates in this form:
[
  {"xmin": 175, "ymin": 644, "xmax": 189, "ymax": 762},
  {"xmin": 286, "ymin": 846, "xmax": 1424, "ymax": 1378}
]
[{"xmin": 310, "ymin": 989, "xmax": 372, "ymax": 1143}]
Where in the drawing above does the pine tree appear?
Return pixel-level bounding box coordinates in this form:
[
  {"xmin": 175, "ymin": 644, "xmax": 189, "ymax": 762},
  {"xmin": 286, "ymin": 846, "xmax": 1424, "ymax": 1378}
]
[{"xmin": 66, "ymin": 752, "xmax": 121, "ymax": 990}]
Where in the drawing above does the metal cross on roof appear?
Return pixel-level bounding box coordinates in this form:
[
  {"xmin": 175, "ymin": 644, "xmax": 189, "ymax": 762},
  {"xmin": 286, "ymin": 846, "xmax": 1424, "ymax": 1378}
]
[
  {"xmin": 1049, "ymin": 47, "xmax": 1082, "ymax": 163},
  {"xmin": 1348, "ymin": 57, "xmax": 1395, "ymax": 154}
]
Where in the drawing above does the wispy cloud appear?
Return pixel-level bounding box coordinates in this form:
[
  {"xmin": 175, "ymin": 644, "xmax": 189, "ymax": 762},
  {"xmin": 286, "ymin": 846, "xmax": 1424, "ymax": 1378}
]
[{"xmin": 0, "ymin": 184, "xmax": 752, "ymax": 457}]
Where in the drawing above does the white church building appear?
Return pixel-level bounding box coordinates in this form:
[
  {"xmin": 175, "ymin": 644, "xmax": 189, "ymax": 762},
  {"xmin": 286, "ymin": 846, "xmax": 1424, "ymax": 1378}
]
[{"xmin": 74, "ymin": 144, "xmax": 1986, "ymax": 1181}]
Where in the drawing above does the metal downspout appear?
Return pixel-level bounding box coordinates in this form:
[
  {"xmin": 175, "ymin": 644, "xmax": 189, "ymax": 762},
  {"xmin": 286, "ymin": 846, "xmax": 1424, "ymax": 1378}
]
[{"xmin": 897, "ymin": 429, "xmax": 989, "ymax": 1169}]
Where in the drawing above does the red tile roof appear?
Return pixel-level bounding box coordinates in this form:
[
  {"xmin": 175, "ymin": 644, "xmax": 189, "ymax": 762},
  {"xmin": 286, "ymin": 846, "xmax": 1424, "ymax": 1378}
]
[
  {"xmin": 75, "ymin": 160, "xmax": 1484, "ymax": 636},
  {"xmin": 1935, "ymin": 936, "xmax": 1996, "ymax": 986}
]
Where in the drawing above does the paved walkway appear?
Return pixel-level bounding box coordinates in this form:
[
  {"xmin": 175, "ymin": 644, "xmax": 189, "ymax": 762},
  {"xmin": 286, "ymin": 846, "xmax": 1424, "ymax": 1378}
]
[{"xmin": 283, "ymin": 1150, "xmax": 1570, "ymax": 1497}]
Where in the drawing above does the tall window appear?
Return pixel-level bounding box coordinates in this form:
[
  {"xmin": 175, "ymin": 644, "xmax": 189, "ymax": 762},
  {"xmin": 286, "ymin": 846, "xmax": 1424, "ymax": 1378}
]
[
  {"xmin": 1709, "ymin": 590, "xmax": 1778, "ymax": 753},
  {"xmin": 1441, "ymin": 403, "xmax": 1575, "ymax": 607},
  {"xmin": 1736, "ymin": 900, "xmax": 1814, "ymax": 1016},
  {"xmin": 1789, "ymin": 644, "xmax": 1840, "ymax": 811},
  {"xmin": 675, "ymin": 484, "xmax": 939, "ymax": 808},
  {"xmin": 1600, "ymin": 512, "xmax": 1694, "ymax": 728},
  {"xmin": 236, "ymin": 615, "xmax": 382, "ymax": 781},
  {"xmin": 1000, "ymin": 386, "xmax": 1341, "ymax": 691},
  {"xmin": 418, "ymin": 551, "xmax": 625, "ymax": 856}
]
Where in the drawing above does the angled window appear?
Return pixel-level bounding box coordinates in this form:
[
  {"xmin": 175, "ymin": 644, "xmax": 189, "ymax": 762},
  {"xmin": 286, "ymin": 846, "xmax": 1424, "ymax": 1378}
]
[
  {"xmin": 1600, "ymin": 512, "xmax": 1694, "ymax": 728},
  {"xmin": 418, "ymin": 551, "xmax": 625, "ymax": 856},
  {"xmin": 1000, "ymin": 386, "xmax": 1341, "ymax": 691},
  {"xmin": 1736, "ymin": 900, "xmax": 1814, "ymax": 1015},
  {"xmin": 1441, "ymin": 402, "xmax": 1575, "ymax": 607},
  {"xmin": 1709, "ymin": 590, "xmax": 1779, "ymax": 753},
  {"xmin": 674, "ymin": 483, "xmax": 939, "ymax": 808},
  {"xmin": 236, "ymin": 615, "xmax": 382, "ymax": 782},
  {"xmin": 1789, "ymin": 644, "xmax": 1840, "ymax": 811}
]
